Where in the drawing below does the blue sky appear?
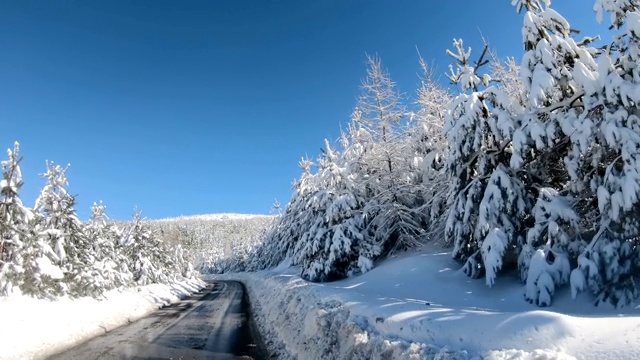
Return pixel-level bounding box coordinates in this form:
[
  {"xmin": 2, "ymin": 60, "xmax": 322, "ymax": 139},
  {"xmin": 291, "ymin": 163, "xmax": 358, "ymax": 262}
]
[{"xmin": 0, "ymin": 1, "xmax": 606, "ymax": 220}]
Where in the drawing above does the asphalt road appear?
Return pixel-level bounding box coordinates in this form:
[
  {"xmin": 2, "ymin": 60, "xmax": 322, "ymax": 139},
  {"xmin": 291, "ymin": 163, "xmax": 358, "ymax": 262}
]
[{"xmin": 48, "ymin": 281, "xmax": 265, "ymax": 360}]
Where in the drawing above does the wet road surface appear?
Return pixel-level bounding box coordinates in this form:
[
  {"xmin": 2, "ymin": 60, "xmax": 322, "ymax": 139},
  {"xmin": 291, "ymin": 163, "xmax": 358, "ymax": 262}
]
[{"xmin": 48, "ymin": 281, "xmax": 264, "ymax": 360}]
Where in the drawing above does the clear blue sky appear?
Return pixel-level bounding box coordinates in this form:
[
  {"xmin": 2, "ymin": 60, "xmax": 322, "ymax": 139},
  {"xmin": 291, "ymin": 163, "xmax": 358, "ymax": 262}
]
[{"xmin": 0, "ymin": 1, "xmax": 606, "ymax": 220}]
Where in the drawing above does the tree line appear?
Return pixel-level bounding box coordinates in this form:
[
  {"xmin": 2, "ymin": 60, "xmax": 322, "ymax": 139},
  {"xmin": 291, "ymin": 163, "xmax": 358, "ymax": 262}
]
[
  {"xmin": 237, "ymin": 0, "xmax": 640, "ymax": 308},
  {"xmin": 0, "ymin": 144, "xmax": 193, "ymax": 299}
]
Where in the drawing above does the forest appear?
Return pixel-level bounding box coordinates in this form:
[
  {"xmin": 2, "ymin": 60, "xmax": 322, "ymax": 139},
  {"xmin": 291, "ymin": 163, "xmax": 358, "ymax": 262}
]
[{"xmin": 2, "ymin": 0, "xmax": 640, "ymax": 308}]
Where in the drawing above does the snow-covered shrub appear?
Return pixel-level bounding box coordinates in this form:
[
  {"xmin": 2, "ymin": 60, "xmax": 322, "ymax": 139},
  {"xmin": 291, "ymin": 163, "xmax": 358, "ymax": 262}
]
[{"xmin": 524, "ymin": 248, "xmax": 571, "ymax": 306}]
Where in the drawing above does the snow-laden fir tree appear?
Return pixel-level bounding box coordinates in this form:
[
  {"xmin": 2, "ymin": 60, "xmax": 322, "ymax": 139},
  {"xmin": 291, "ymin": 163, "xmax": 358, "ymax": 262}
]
[
  {"xmin": 172, "ymin": 243, "xmax": 193, "ymax": 278},
  {"xmin": 121, "ymin": 210, "xmax": 173, "ymax": 285},
  {"xmin": 410, "ymin": 53, "xmax": 453, "ymax": 240},
  {"xmin": 444, "ymin": 37, "xmax": 529, "ymax": 286},
  {"xmin": 254, "ymin": 157, "xmax": 320, "ymax": 271},
  {"xmin": 85, "ymin": 201, "xmax": 132, "ymax": 290},
  {"xmin": 568, "ymin": 0, "xmax": 640, "ymax": 307},
  {"xmin": 34, "ymin": 162, "xmax": 106, "ymax": 297},
  {"xmin": 0, "ymin": 143, "xmax": 64, "ymax": 297},
  {"xmin": 509, "ymin": 0, "xmax": 605, "ymax": 306},
  {"xmin": 292, "ymin": 140, "xmax": 370, "ymax": 281}
]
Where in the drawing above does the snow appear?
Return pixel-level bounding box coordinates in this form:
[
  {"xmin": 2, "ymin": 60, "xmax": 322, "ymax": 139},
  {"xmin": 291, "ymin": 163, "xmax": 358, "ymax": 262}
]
[
  {"xmin": 34, "ymin": 256, "xmax": 64, "ymax": 280},
  {"xmin": 216, "ymin": 248, "xmax": 640, "ymax": 360},
  {"xmin": 152, "ymin": 213, "xmax": 273, "ymax": 222},
  {"xmin": 0, "ymin": 278, "xmax": 205, "ymax": 360}
]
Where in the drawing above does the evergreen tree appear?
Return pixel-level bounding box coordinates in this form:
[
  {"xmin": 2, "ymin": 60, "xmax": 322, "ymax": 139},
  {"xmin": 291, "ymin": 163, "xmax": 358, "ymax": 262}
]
[
  {"xmin": 444, "ymin": 38, "xmax": 528, "ymax": 286},
  {"xmin": 85, "ymin": 202, "xmax": 132, "ymax": 290},
  {"xmin": 34, "ymin": 162, "xmax": 105, "ymax": 297},
  {"xmin": 510, "ymin": 0, "xmax": 600, "ymax": 306},
  {"xmin": 0, "ymin": 143, "xmax": 64, "ymax": 298},
  {"xmin": 569, "ymin": 0, "xmax": 640, "ymax": 307},
  {"xmin": 411, "ymin": 54, "xmax": 453, "ymax": 241},
  {"xmin": 292, "ymin": 140, "xmax": 370, "ymax": 281},
  {"xmin": 122, "ymin": 210, "xmax": 175, "ymax": 285},
  {"xmin": 258, "ymin": 157, "xmax": 320, "ymax": 271},
  {"xmin": 353, "ymin": 55, "xmax": 428, "ymax": 256}
]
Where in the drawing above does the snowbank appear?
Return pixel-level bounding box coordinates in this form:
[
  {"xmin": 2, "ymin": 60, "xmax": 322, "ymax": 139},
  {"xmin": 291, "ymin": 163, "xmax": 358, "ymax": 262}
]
[
  {"xmin": 0, "ymin": 278, "xmax": 206, "ymax": 360},
  {"xmin": 215, "ymin": 249, "xmax": 640, "ymax": 359}
]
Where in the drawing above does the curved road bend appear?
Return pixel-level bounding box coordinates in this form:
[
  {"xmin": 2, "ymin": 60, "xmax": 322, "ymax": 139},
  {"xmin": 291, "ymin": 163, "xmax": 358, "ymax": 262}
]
[{"xmin": 48, "ymin": 280, "xmax": 265, "ymax": 360}]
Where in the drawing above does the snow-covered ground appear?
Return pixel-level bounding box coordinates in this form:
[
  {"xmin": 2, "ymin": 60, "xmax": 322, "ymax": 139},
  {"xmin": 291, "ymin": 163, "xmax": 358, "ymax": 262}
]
[
  {"xmin": 0, "ymin": 278, "xmax": 205, "ymax": 360},
  {"xmin": 215, "ymin": 248, "xmax": 640, "ymax": 360}
]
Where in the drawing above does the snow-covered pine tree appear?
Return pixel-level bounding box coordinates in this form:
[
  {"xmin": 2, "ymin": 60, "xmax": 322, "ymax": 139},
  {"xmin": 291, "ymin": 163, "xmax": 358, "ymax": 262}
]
[
  {"xmin": 173, "ymin": 243, "xmax": 193, "ymax": 278},
  {"xmin": 85, "ymin": 201, "xmax": 132, "ymax": 290},
  {"xmin": 353, "ymin": 55, "xmax": 407, "ymax": 184},
  {"xmin": 521, "ymin": 188, "xmax": 576, "ymax": 306},
  {"xmin": 292, "ymin": 140, "xmax": 366, "ymax": 281},
  {"xmin": 255, "ymin": 157, "xmax": 320, "ymax": 271},
  {"xmin": 34, "ymin": 161, "xmax": 104, "ymax": 297},
  {"xmin": 569, "ymin": 0, "xmax": 640, "ymax": 307},
  {"xmin": 122, "ymin": 210, "xmax": 163, "ymax": 285},
  {"xmin": 509, "ymin": 0, "xmax": 600, "ymax": 306},
  {"xmin": 410, "ymin": 53, "xmax": 453, "ymax": 241},
  {"xmin": 353, "ymin": 55, "xmax": 428, "ymax": 256},
  {"xmin": 489, "ymin": 52, "xmax": 527, "ymax": 111},
  {"xmin": 0, "ymin": 143, "xmax": 64, "ymax": 297},
  {"xmin": 338, "ymin": 127, "xmax": 382, "ymax": 275},
  {"xmin": 444, "ymin": 37, "xmax": 528, "ymax": 286}
]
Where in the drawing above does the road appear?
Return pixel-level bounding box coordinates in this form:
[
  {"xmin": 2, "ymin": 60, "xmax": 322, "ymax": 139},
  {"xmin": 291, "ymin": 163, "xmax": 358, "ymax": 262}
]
[{"xmin": 48, "ymin": 281, "xmax": 265, "ymax": 360}]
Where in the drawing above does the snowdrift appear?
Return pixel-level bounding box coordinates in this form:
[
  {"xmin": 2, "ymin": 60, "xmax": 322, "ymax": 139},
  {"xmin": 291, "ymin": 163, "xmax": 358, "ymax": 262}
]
[{"xmin": 216, "ymin": 249, "xmax": 640, "ymax": 359}]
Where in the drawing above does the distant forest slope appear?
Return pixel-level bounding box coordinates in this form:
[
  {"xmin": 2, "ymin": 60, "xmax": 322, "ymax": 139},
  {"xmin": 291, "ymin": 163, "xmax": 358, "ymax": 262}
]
[{"xmin": 149, "ymin": 214, "xmax": 275, "ymax": 273}]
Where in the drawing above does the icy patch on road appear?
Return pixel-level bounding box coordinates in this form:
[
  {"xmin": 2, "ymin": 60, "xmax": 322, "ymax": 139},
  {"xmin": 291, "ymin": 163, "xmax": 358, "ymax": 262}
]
[{"xmin": 0, "ymin": 278, "xmax": 205, "ymax": 360}]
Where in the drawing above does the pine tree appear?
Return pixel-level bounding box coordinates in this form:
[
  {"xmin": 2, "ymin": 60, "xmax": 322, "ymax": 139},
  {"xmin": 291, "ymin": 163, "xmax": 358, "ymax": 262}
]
[
  {"xmin": 411, "ymin": 53, "xmax": 453, "ymax": 241},
  {"xmin": 444, "ymin": 37, "xmax": 528, "ymax": 286},
  {"xmin": 353, "ymin": 55, "xmax": 428, "ymax": 256},
  {"xmin": 122, "ymin": 210, "xmax": 175, "ymax": 285},
  {"xmin": 0, "ymin": 143, "xmax": 64, "ymax": 298},
  {"xmin": 257, "ymin": 157, "xmax": 320, "ymax": 271},
  {"xmin": 122, "ymin": 210, "xmax": 157, "ymax": 285},
  {"xmin": 85, "ymin": 202, "xmax": 132, "ymax": 290},
  {"xmin": 34, "ymin": 162, "xmax": 104, "ymax": 297},
  {"xmin": 292, "ymin": 141, "xmax": 365, "ymax": 281},
  {"xmin": 510, "ymin": 0, "xmax": 601, "ymax": 306},
  {"xmin": 569, "ymin": 0, "xmax": 640, "ymax": 307}
]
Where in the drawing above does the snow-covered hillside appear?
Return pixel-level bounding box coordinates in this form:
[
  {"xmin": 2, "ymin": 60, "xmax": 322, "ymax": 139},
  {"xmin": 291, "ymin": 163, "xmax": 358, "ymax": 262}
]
[
  {"xmin": 216, "ymin": 249, "xmax": 640, "ymax": 359},
  {"xmin": 149, "ymin": 213, "xmax": 274, "ymax": 274},
  {"xmin": 152, "ymin": 213, "xmax": 273, "ymax": 222}
]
